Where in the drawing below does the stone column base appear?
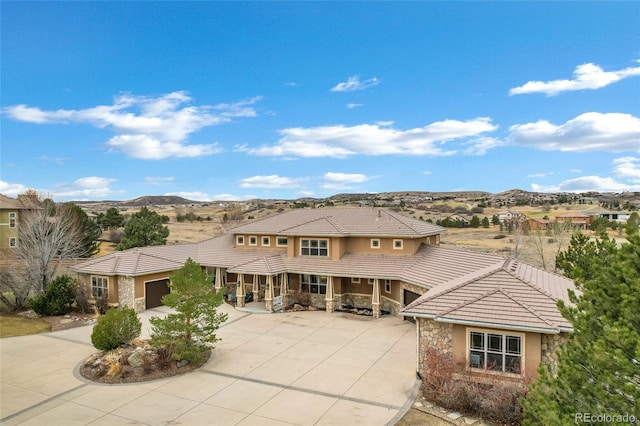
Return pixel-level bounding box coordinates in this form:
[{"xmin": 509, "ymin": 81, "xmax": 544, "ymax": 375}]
[
  {"xmin": 372, "ymin": 303, "xmax": 381, "ymax": 319},
  {"xmin": 253, "ymin": 291, "xmax": 260, "ymax": 302},
  {"xmin": 265, "ymin": 299, "xmax": 273, "ymax": 312},
  {"xmin": 236, "ymin": 296, "xmax": 245, "ymax": 307},
  {"xmin": 326, "ymin": 300, "xmax": 334, "ymax": 313}
]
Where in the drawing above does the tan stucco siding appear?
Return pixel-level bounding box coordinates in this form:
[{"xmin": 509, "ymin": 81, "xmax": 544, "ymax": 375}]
[
  {"xmin": 383, "ymin": 279, "xmax": 401, "ymax": 301},
  {"xmin": 524, "ymin": 332, "xmax": 542, "ymax": 379},
  {"xmin": 344, "ymin": 279, "xmax": 374, "ymax": 295},
  {"xmin": 0, "ymin": 210, "xmax": 19, "ymax": 249}
]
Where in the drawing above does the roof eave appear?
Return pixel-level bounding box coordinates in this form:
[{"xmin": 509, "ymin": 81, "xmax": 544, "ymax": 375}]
[{"xmin": 398, "ymin": 312, "xmax": 563, "ymax": 334}]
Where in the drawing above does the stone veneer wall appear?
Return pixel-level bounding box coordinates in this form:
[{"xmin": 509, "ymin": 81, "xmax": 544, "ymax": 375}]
[
  {"xmin": 417, "ymin": 318, "xmax": 453, "ymax": 375},
  {"xmin": 541, "ymin": 332, "xmax": 569, "ymax": 372},
  {"xmin": 340, "ymin": 294, "xmax": 372, "ymax": 310},
  {"xmin": 117, "ymin": 276, "xmax": 135, "ymax": 310},
  {"xmin": 381, "ymin": 297, "xmax": 401, "ymax": 316}
]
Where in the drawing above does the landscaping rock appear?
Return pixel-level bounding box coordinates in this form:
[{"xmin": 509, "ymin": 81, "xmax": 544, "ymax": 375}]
[{"xmin": 127, "ymin": 348, "xmax": 146, "ymax": 368}]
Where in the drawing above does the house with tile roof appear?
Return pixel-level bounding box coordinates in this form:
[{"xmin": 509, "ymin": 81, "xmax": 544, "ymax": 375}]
[{"xmin": 71, "ymin": 207, "xmax": 575, "ymax": 380}]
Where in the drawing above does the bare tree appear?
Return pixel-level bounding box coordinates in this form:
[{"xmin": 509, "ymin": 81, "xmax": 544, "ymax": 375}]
[
  {"xmin": 549, "ymin": 220, "xmax": 575, "ymax": 273},
  {"xmin": 0, "ymin": 194, "xmax": 87, "ymax": 309},
  {"xmin": 528, "ymin": 225, "xmax": 549, "ymax": 270}
]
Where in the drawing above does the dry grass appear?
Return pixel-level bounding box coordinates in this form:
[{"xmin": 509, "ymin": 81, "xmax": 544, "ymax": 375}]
[{"xmin": 0, "ymin": 315, "xmax": 51, "ymax": 337}]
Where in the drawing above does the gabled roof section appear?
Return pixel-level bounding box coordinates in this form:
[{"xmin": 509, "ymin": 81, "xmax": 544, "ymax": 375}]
[
  {"xmin": 401, "ymin": 259, "xmax": 575, "ymax": 333},
  {"xmin": 71, "ymin": 247, "xmax": 189, "ymax": 276},
  {"xmin": 230, "ymin": 208, "xmax": 447, "ymax": 238}
]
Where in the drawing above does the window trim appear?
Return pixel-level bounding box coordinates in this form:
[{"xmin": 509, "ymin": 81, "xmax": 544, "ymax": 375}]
[
  {"xmin": 351, "ymin": 277, "xmax": 361, "ymax": 283},
  {"xmin": 9, "ymin": 212, "xmax": 16, "ymax": 228},
  {"xmin": 384, "ymin": 279, "xmax": 391, "ymax": 293},
  {"xmin": 467, "ymin": 328, "xmax": 524, "ymax": 375},
  {"xmin": 9, "ymin": 237, "xmax": 17, "ymax": 248},
  {"xmin": 249, "ymin": 235, "xmax": 258, "ymax": 246},
  {"xmin": 368, "ymin": 278, "xmax": 375, "ymax": 285},
  {"xmin": 300, "ymin": 238, "xmax": 329, "ymax": 257},
  {"xmin": 276, "ymin": 237, "xmax": 288, "ymax": 247},
  {"xmin": 91, "ymin": 276, "xmax": 109, "ymax": 298},
  {"xmin": 370, "ymin": 238, "xmax": 381, "ymax": 249},
  {"xmin": 393, "ymin": 239, "xmax": 403, "ymax": 250},
  {"xmin": 236, "ymin": 235, "xmax": 245, "ymax": 246},
  {"xmin": 261, "ymin": 236, "xmax": 271, "ymax": 247}
]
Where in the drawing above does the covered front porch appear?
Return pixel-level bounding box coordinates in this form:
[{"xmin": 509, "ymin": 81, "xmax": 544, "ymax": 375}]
[{"xmin": 210, "ymin": 265, "xmax": 394, "ymax": 319}]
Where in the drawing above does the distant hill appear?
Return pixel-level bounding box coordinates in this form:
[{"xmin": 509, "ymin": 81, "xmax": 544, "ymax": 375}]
[{"xmin": 73, "ymin": 195, "xmax": 202, "ymax": 207}]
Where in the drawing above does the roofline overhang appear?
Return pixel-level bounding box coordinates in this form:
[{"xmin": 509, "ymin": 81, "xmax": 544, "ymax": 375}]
[{"xmin": 399, "ymin": 312, "xmax": 563, "ymax": 334}]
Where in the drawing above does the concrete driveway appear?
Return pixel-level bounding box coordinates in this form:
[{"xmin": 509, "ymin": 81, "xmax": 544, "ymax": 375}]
[{"xmin": 0, "ymin": 304, "xmax": 419, "ymax": 425}]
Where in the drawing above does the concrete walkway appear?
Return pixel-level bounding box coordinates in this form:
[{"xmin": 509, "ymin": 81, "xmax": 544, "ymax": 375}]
[{"xmin": 0, "ymin": 304, "xmax": 419, "ymax": 425}]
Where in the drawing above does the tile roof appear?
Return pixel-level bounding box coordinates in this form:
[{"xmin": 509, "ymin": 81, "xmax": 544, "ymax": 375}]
[
  {"xmin": 401, "ymin": 259, "xmax": 575, "ymax": 333},
  {"xmin": 230, "ymin": 208, "xmax": 447, "ymax": 237}
]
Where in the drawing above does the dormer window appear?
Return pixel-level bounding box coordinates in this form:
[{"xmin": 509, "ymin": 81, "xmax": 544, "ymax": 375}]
[
  {"xmin": 262, "ymin": 236, "xmax": 270, "ymax": 246},
  {"xmin": 249, "ymin": 236, "xmax": 258, "ymax": 246},
  {"xmin": 393, "ymin": 239, "xmax": 403, "ymax": 249},
  {"xmin": 236, "ymin": 236, "xmax": 245, "ymax": 245},
  {"xmin": 371, "ymin": 239, "xmax": 380, "ymax": 249}
]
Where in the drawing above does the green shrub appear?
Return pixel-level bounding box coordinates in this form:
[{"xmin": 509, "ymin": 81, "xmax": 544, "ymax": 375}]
[
  {"xmin": 91, "ymin": 307, "xmax": 141, "ymax": 351},
  {"xmin": 30, "ymin": 275, "xmax": 76, "ymax": 316}
]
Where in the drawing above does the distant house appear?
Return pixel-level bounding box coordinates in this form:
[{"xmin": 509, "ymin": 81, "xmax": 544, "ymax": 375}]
[
  {"xmin": 599, "ymin": 211, "xmax": 632, "ymax": 223},
  {"xmin": 526, "ymin": 217, "xmax": 550, "ymax": 231},
  {"xmin": 554, "ymin": 212, "xmax": 591, "ymax": 230},
  {"xmin": 0, "ymin": 194, "xmax": 30, "ymax": 250}
]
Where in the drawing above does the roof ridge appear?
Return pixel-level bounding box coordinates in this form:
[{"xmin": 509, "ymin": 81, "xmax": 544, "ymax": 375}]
[
  {"xmin": 501, "ymin": 259, "xmax": 563, "ymax": 302},
  {"xmin": 436, "ymin": 287, "xmax": 558, "ymax": 329},
  {"xmin": 383, "ymin": 209, "xmax": 424, "ymax": 234}
]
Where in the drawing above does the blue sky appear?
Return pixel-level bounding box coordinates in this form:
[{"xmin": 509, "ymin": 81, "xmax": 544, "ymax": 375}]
[{"xmin": 1, "ymin": 2, "xmax": 639, "ymax": 201}]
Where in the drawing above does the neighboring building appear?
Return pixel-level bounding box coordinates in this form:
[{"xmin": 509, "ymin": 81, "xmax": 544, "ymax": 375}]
[
  {"xmin": 71, "ymin": 207, "xmax": 575, "ymax": 381},
  {"xmin": 554, "ymin": 212, "xmax": 591, "ymax": 230},
  {"xmin": 0, "ymin": 194, "xmax": 29, "ymax": 250},
  {"xmin": 599, "ymin": 211, "xmax": 632, "ymax": 223},
  {"xmin": 525, "ymin": 217, "xmax": 550, "ymax": 231},
  {"xmin": 400, "ymin": 259, "xmax": 573, "ymax": 381}
]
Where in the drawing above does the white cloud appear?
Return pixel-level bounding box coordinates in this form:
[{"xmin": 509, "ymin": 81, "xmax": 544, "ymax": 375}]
[
  {"xmin": 106, "ymin": 134, "xmax": 222, "ymax": 160},
  {"xmin": 422, "ymin": 171, "xmax": 432, "ymax": 175},
  {"xmin": 0, "ymin": 180, "xmax": 29, "ymax": 196},
  {"xmin": 510, "ymin": 60, "xmax": 640, "ymax": 96},
  {"xmin": 330, "ymin": 75, "xmax": 380, "ymax": 92},
  {"xmin": 321, "ymin": 172, "xmax": 371, "ymax": 190},
  {"xmin": 3, "ymin": 92, "xmax": 261, "ymax": 160},
  {"xmin": 508, "ymin": 112, "xmax": 640, "ymax": 152},
  {"xmin": 346, "ymin": 103, "xmax": 363, "ymax": 109},
  {"xmin": 38, "ymin": 156, "xmax": 70, "ymax": 165},
  {"xmin": 52, "ymin": 176, "xmax": 121, "ymax": 200},
  {"xmin": 212, "ymin": 193, "xmax": 257, "ymax": 201},
  {"xmin": 246, "ymin": 118, "xmax": 498, "ymax": 158},
  {"xmin": 463, "ymin": 137, "xmax": 505, "ymax": 156},
  {"xmin": 570, "ymin": 169, "xmax": 582, "ymax": 174},
  {"xmin": 145, "ymin": 176, "xmax": 175, "ymax": 185},
  {"xmin": 297, "ymin": 190, "xmax": 315, "ymax": 197},
  {"xmin": 531, "ymin": 176, "xmax": 640, "ymax": 193},
  {"xmin": 527, "ymin": 173, "xmax": 549, "ymax": 178},
  {"xmin": 238, "ymin": 175, "xmax": 309, "ymax": 189},
  {"xmin": 612, "ymin": 157, "xmax": 640, "ymax": 182}
]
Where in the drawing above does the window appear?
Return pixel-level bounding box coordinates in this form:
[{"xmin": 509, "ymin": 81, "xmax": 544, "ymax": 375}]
[
  {"xmin": 9, "ymin": 212, "xmax": 16, "ymax": 228},
  {"xmin": 91, "ymin": 276, "xmax": 108, "ymax": 298},
  {"xmin": 236, "ymin": 235, "xmax": 245, "ymax": 245},
  {"xmin": 301, "ymin": 274, "xmax": 327, "ymax": 294},
  {"xmin": 277, "ymin": 237, "xmax": 288, "ymax": 247},
  {"xmin": 249, "ymin": 236, "xmax": 258, "ymax": 246},
  {"xmin": 469, "ymin": 330, "xmax": 522, "ymax": 374},
  {"xmin": 393, "ymin": 239, "xmax": 403, "ymax": 249},
  {"xmin": 385, "ymin": 279, "xmax": 391, "ymax": 293},
  {"xmin": 301, "ymin": 239, "xmax": 328, "ymax": 257},
  {"xmin": 368, "ymin": 278, "xmax": 375, "ymax": 285},
  {"xmin": 9, "ymin": 237, "xmax": 17, "ymax": 248},
  {"xmin": 371, "ymin": 239, "xmax": 380, "ymax": 249},
  {"xmin": 262, "ymin": 236, "xmax": 270, "ymax": 246},
  {"xmin": 351, "ymin": 277, "xmax": 361, "ymax": 283}
]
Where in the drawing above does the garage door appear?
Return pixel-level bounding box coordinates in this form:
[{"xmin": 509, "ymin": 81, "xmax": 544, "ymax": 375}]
[
  {"xmin": 403, "ymin": 289, "xmax": 421, "ymax": 323},
  {"xmin": 145, "ymin": 279, "xmax": 170, "ymax": 309}
]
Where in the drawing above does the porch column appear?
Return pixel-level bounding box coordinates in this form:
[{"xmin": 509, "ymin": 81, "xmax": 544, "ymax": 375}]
[
  {"xmin": 325, "ymin": 275, "xmax": 334, "ymax": 313},
  {"xmin": 252, "ymin": 274, "xmax": 260, "ymax": 302},
  {"xmin": 236, "ymin": 274, "xmax": 245, "ymax": 307},
  {"xmin": 280, "ymin": 272, "xmax": 289, "ymax": 307},
  {"xmin": 372, "ymin": 278, "xmax": 381, "ymax": 319},
  {"xmin": 265, "ymin": 275, "xmax": 273, "ymax": 312},
  {"xmin": 214, "ymin": 267, "xmax": 223, "ymax": 291}
]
